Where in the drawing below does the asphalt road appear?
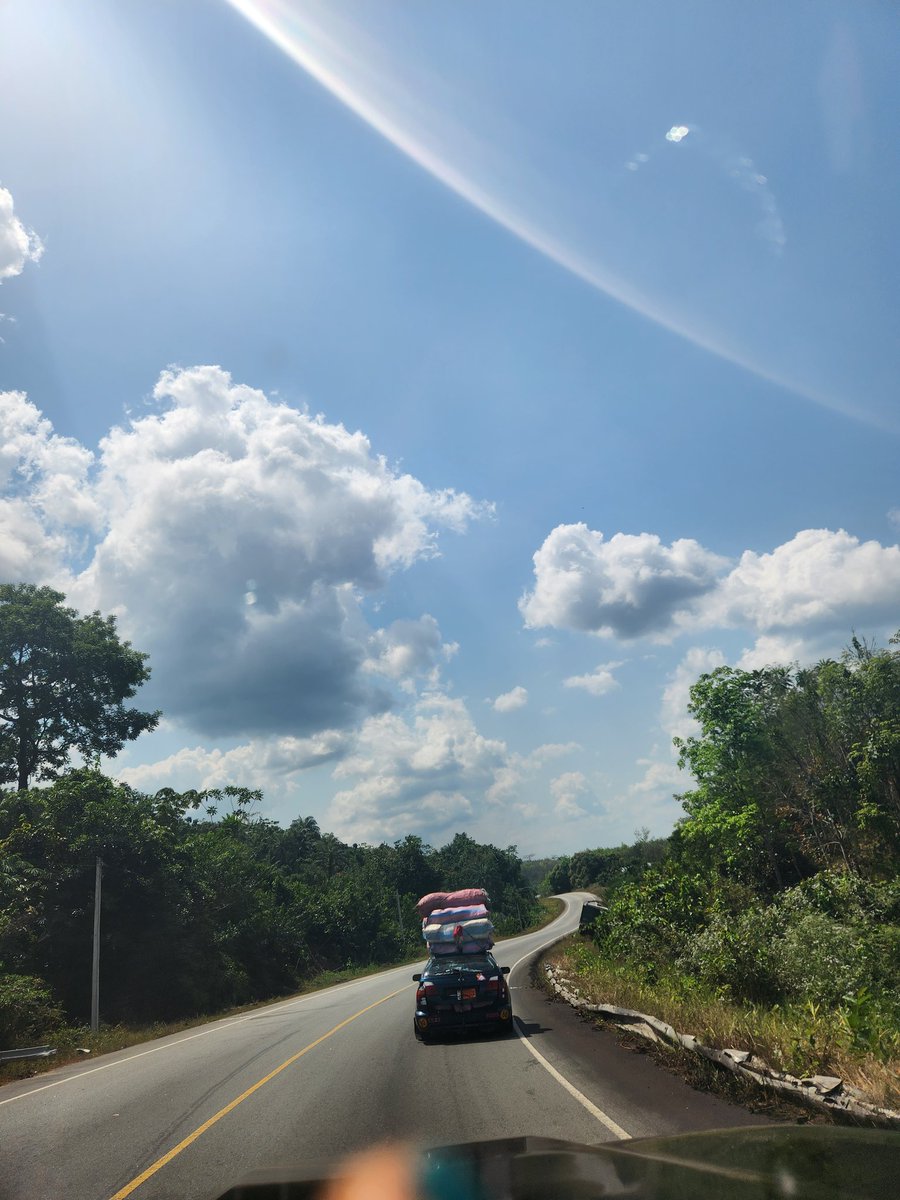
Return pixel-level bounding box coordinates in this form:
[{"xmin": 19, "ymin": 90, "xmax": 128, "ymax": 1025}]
[{"xmin": 1, "ymin": 892, "xmax": 768, "ymax": 1200}]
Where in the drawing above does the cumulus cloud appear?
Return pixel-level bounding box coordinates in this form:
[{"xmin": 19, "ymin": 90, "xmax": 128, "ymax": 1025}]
[
  {"xmin": 564, "ymin": 660, "xmax": 622, "ymax": 697},
  {"xmin": 520, "ymin": 523, "xmax": 726, "ymax": 639},
  {"xmin": 116, "ymin": 730, "xmax": 351, "ymax": 795},
  {"xmin": 328, "ymin": 693, "xmax": 510, "ymax": 842},
  {"xmin": 735, "ymin": 633, "xmax": 820, "ymax": 672},
  {"xmin": 492, "ymin": 685, "xmax": 528, "ymax": 712},
  {"xmin": 628, "ymin": 757, "xmax": 683, "ymax": 798},
  {"xmin": 364, "ymin": 614, "xmax": 457, "ymax": 690},
  {"xmin": 7, "ymin": 367, "xmax": 488, "ymax": 740},
  {"xmin": 660, "ymin": 646, "xmax": 726, "ymax": 744},
  {"xmin": 0, "ymin": 390, "xmax": 100, "ymax": 581},
  {"xmin": 550, "ymin": 771, "xmax": 591, "ymax": 820},
  {"xmin": 0, "ymin": 186, "xmax": 43, "ymax": 282},
  {"xmin": 523, "ymin": 523, "xmax": 900, "ymax": 646},
  {"xmin": 703, "ymin": 528, "xmax": 900, "ymax": 633},
  {"xmin": 323, "ymin": 692, "xmax": 581, "ymax": 843},
  {"xmin": 484, "ymin": 740, "xmax": 579, "ymax": 807}
]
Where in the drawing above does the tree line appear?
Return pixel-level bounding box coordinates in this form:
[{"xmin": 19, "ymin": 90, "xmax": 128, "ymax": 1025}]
[
  {"xmin": 0, "ymin": 775, "xmax": 539, "ymax": 1044},
  {"xmin": 0, "ymin": 584, "xmax": 538, "ymax": 1045},
  {"xmin": 551, "ymin": 633, "xmax": 900, "ymax": 1061}
]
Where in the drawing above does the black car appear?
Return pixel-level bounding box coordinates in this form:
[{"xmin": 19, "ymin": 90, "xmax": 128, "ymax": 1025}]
[{"xmin": 412, "ymin": 952, "xmax": 513, "ymax": 1040}]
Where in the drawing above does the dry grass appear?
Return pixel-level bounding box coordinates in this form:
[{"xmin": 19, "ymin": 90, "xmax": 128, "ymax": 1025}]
[{"xmin": 547, "ymin": 937, "xmax": 900, "ymax": 1111}]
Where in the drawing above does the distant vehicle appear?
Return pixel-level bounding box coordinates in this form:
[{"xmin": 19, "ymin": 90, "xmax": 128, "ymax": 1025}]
[
  {"xmin": 413, "ymin": 952, "xmax": 513, "ymax": 1040},
  {"xmin": 579, "ymin": 899, "xmax": 607, "ymax": 928}
]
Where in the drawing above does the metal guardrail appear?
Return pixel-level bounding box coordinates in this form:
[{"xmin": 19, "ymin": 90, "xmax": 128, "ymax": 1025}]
[{"xmin": 0, "ymin": 1045, "xmax": 57, "ymax": 1064}]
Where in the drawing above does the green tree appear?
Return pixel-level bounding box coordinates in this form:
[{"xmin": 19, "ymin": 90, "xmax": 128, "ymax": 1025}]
[
  {"xmin": 0, "ymin": 584, "xmax": 159, "ymax": 789},
  {"xmin": 674, "ymin": 665, "xmax": 797, "ymax": 890}
]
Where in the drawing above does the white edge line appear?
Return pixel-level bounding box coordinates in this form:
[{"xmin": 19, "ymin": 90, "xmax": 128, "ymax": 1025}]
[
  {"xmin": 507, "ymin": 896, "xmax": 631, "ymax": 1141},
  {"xmin": 0, "ymin": 962, "xmax": 416, "ymax": 1108},
  {"xmin": 513, "ymin": 1023, "xmax": 630, "ymax": 1141}
]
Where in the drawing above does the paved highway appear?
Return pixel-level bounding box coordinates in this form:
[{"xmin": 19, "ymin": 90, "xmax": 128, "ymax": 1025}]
[{"xmin": 1, "ymin": 893, "xmax": 767, "ymax": 1200}]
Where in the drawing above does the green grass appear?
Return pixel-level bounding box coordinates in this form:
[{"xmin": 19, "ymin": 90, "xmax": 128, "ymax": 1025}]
[{"xmin": 545, "ymin": 935, "xmax": 900, "ymax": 1112}]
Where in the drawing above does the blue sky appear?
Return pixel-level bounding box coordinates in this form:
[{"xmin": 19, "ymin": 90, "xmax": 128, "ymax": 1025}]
[{"xmin": 1, "ymin": 0, "xmax": 899, "ymax": 854}]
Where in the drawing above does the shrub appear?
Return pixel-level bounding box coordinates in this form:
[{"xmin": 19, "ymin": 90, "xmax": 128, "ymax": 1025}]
[
  {"xmin": 681, "ymin": 906, "xmax": 783, "ymax": 1004},
  {"xmin": 0, "ymin": 973, "xmax": 64, "ymax": 1046},
  {"xmin": 771, "ymin": 911, "xmax": 868, "ymax": 1006}
]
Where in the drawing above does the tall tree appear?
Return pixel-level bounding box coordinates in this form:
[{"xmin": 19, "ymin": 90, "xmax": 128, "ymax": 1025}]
[{"xmin": 0, "ymin": 584, "xmax": 159, "ymax": 789}]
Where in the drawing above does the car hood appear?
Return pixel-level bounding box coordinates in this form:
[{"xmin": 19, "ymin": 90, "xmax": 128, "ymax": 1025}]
[{"xmin": 216, "ymin": 1126, "xmax": 900, "ymax": 1199}]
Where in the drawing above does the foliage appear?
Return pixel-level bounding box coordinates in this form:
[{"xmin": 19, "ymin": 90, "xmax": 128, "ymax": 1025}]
[
  {"xmin": 550, "ymin": 940, "xmax": 900, "ymax": 1108},
  {"xmin": 674, "ymin": 636, "xmax": 900, "ymax": 887},
  {"xmin": 561, "ymin": 630, "xmax": 900, "ymax": 1081},
  {"xmin": 0, "ymin": 584, "xmax": 159, "ymax": 790},
  {"xmin": 520, "ymin": 856, "xmax": 561, "ymax": 891},
  {"xmin": 0, "ymin": 770, "xmax": 539, "ymax": 1036},
  {"xmin": 0, "ymin": 973, "xmax": 64, "ymax": 1047},
  {"xmin": 540, "ymin": 829, "xmax": 668, "ymax": 898}
]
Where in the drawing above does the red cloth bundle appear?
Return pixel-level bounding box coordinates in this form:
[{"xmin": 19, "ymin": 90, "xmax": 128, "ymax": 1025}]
[{"xmin": 415, "ymin": 888, "xmax": 489, "ymax": 918}]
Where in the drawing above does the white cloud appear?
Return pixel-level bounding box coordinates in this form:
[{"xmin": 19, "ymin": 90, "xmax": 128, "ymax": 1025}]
[
  {"xmin": 7, "ymin": 367, "xmax": 489, "ymax": 740},
  {"xmin": 520, "ymin": 523, "xmax": 726, "ymax": 639},
  {"xmin": 888, "ymin": 509, "xmax": 900, "ymax": 531},
  {"xmin": 116, "ymin": 730, "xmax": 351, "ymax": 795},
  {"xmin": 0, "ymin": 390, "xmax": 100, "ymax": 581},
  {"xmin": 660, "ymin": 646, "xmax": 726, "ymax": 744},
  {"xmin": 665, "ymin": 125, "xmax": 690, "ymax": 143},
  {"xmin": 628, "ymin": 757, "xmax": 683, "ymax": 798},
  {"xmin": 364, "ymin": 614, "xmax": 457, "ymax": 691},
  {"xmin": 484, "ymin": 740, "xmax": 579, "ymax": 807},
  {"xmin": 520, "ymin": 742, "xmax": 580, "ymax": 769},
  {"xmin": 704, "ymin": 528, "xmax": 900, "ymax": 633},
  {"xmin": 0, "ymin": 186, "xmax": 43, "ymax": 282},
  {"xmin": 564, "ymin": 660, "xmax": 622, "ymax": 697},
  {"xmin": 323, "ymin": 692, "xmax": 581, "ymax": 844},
  {"xmin": 735, "ymin": 633, "xmax": 819, "ymax": 672},
  {"xmin": 550, "ymin": 771, "xmax": 590, "ymax": 819},
  {"xmin": 328, "ymin": 693, "xmax": 510, "ymax": 842},
  {"xmin": 492, "ymin": 685, "xmax": 528, "ymax": 712},
  {"xmin": 523, "ymin": 523, "xmax": 900, "ymax": 646}
]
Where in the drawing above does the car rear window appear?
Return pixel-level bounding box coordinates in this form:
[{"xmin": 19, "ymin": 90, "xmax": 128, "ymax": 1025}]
[{"xmin": 425, "ymin": 955, "xmax": 494, "ymax": 976}]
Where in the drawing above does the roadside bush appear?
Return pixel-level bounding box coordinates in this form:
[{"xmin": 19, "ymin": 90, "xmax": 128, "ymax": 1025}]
[
  {"xmin": 681, "ymin": 907, "xmax": 783, "ymax": 1004},
  {"xmin": 771, "ymin": 910, "xmax": 867, "ymax": 1006},
  {"xmin": 591, "ymin": 865, "xmax": 710, "ymax": 975},
  {"xmin": 0, "ymin": 973, "xmax": 63, "ymax": 1047},
  {"xmin": 779, "ymin": 869, "xmax": 900, "ymax": 925}
]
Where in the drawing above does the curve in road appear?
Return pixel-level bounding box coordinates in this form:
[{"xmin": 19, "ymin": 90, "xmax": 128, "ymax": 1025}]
[{"xmin": 0, "ymin": 892, "xmax": 767, "ymax": 1200}]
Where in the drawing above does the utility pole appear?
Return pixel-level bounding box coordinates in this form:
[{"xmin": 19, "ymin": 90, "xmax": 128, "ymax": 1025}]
[{"xmin": 91, "ymin": 857, "xmax": 103, "ymax": 1034}]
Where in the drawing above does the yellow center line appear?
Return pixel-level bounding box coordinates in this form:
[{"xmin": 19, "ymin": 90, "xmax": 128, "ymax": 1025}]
[{"xmin": 108, "ymin": 984, "xmax": 407, "ymax": 1199}]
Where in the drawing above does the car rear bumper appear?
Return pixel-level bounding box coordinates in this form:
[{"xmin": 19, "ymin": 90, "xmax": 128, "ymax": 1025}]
[{"xmin": 414, "ymin": 1006, "xmax": 512, "ymax": 1033}]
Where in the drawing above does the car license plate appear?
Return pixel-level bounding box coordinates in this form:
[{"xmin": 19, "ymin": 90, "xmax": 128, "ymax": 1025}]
[{"xmin": 462, "ymin": 987, "xmax": 476, "ymax": 999}]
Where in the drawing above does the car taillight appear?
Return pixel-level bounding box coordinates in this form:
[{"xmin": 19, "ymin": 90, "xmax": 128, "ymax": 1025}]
[
  {"xmin": 485, "ymin": 976, "xmax": 504, "ymax": 994},
  {"xmin": 416, "ymin": 982, "xmax": 435, "ymax": 1003}
]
